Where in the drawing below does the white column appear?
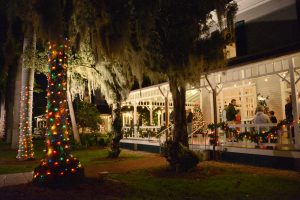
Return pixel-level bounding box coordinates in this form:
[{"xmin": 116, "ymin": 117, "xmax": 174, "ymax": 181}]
[
  {"xmin": 199, "ymin": 89, "xmax": 203, "ymax": 111},
  {"xmin": 149, "ymin": 105, "xmax": 153, "ymax": 125},
  {"xmin": 289, "ymin": 58, "xmax": 299, "ymax": 146},
  {"xmin": 122, "ymin": 114, "xmax": 125, "ymax": 127},
  {"xmin": 133, "ymin": 103, "xmax": 137, "ymax": 137},
  {"xmin": 280, "ymin": 80, "xmax": 287, "ymax": 119},
  {"xmin": 210, "ymin": 90, "xmax": 214, "ymax": 123},
  {"xmin": 157, "ymin": 111, "xmax": 161, "ymax": 127}
]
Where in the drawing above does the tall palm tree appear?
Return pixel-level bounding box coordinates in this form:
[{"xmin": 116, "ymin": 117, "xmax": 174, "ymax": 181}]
[
  {"xmin": 16, "ymin": 29, "xmax": 36, "ymax": 160},
  {"xmin": 2, "ymin": 0, "xmax": 25, "ymax": 148},
  {"xmin": 14, "ymin": 0, "xmax": 37, "ymax": 159}
]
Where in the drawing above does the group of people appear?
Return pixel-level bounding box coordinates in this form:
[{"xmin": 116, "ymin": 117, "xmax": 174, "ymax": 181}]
[
  {"xmin": 183, "ymin": 93, "xmax": 299, "ymax": 134},
  {"xmin": 223, "ymin": 99, "xmax": 278, "ymax": 127}
]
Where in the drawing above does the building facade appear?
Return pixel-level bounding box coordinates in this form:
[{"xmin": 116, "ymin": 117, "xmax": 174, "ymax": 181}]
[{"xmin": 120, "ymin": 1, "xmax": 300, "ymax": 152}]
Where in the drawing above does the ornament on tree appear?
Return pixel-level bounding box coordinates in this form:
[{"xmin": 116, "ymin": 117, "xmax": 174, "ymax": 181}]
[
  {"xmin": 33, "ymin": 39, "xmax": 83, "ymax": 186},
  {"xmin": 192, "ymin": 104, "xmax": 205, "ymax": 134}
]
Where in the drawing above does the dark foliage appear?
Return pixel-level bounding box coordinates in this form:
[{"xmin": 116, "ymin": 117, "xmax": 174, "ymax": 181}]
[
  {"xmin": 75, "ymin": 101, "xmax": 102, "ymax": 133},
  {"xmin": 161, "ymin": 140, "xmax": 199, "ymax": 172}
]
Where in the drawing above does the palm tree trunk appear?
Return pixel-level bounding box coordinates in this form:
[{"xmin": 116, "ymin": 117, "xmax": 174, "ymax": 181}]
[
  {"xmin": 26, "ymin": 33, "xmax": 36, "ymax": 150},
  {"xmin": 67, "ymin": 90, "xmax": 81, "ymax": 143},
  {"xmin": 11, "ymin": 38, "xmax": 25, "ymax": 149},
  {"xmin": 17, "ymin": 31, "xmax": 35, "ymax": 159},
  {"xmin": 169, "ymin": 77, "xmax": 188, "ymax": 147},
  {"xmin": 5, "ymin": 64, "xmax": 17, "ymax": 144}
]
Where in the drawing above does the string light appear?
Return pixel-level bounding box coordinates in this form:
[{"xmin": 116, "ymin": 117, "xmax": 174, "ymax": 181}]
[
  {"xmin": 33, "ymin": 38, "xmax": 83, "ymax": 186},
  {"xmin": 17, "ymin": 84, "xmax": 34, "ymax": 160}
]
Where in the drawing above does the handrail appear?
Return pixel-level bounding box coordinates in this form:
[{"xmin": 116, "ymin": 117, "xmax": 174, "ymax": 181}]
[
  {"xmin": 188, "ymin": 126, "xmax": 204, "ymax": 138},
  {"xmin": 227, "ymin": 123, "xmax": 277, "ymax": 128},
  {"xmin": 155, "ymin": 124, "xmax": 173, "ymax": 138}
]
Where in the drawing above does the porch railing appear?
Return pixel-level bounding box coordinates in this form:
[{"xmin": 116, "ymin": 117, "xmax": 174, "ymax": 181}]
[
  {"xmin": 189, "ymin": 123, "xmax": 296, "ymax": 150},
  {"xmin": 156, "ymin": 124, "xmax": 173, "ymax": 144},
  {"xmin": 122, "ymin": 125, "xmax": 162, "ymax": 141}
]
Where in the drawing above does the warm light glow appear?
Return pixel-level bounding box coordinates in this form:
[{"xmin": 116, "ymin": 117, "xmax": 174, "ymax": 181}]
[{"xmin": 33, "ymin": 39, "xmax": 82, "ymax": 185}]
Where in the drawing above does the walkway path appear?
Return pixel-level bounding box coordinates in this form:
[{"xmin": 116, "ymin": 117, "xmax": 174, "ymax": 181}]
[
  {"xmin": 0, "ymin": 172, "xmax": 33, "ymax": 187},
  {"xmin": 84, "ymin": 153, "xmax": 167, "ymax": 178}
]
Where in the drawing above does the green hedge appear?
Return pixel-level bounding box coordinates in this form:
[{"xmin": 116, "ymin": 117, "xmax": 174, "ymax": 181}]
[{"xmin": 72, "ymin": 133, "xmax": 112, "ymax": 149}]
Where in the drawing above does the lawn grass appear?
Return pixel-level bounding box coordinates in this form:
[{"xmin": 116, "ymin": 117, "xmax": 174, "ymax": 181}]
[
  {"xmin": 0, "ymin": 140, "xmax": 143, "ymax": 174},
  {"xmin": 0, "ymin": 140, "xmax": 44, "ymax": 174},
  {"xmin": 109, "ymin": 166, "xmax": 300, "ymax": 200},
  {"xmin": 72, "ymin": 147, "xmax": 143, "ymax": 165},
  {"xmin": 1, "ymin": 140, "xmax": 299, "ymax": 199},
  {"xmin": 0, "ymin": 164, "xmax": 299, "ymax": 200}
]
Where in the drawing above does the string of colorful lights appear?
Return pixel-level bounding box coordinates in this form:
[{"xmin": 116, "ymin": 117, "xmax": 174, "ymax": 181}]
[
  {"xmin": 33, "ymin": 38, "xmax": 83, "ymax": 186},
  {"xmin": 17, "ymin": 85, "xmax": 34, "ymax": 160}
]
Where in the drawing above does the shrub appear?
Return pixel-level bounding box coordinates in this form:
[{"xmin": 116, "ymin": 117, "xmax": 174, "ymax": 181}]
[
  {"xmin": 75, "ymin": 101, "xmax": 102, "ymax": 134},
  {"xmin": 78, "ymin": 133, "xmax": 111, "ymax": 148},
  {"xmin": 161, "ymin": 140, "xmax": 199, "ymax": 172},
  {"xmin": 97, "ymin": 135, "xmax": 112, "ymax": 146},
  {"xmin": 70, "ymin": 140, "xmax": 85, "ymax": 150}
]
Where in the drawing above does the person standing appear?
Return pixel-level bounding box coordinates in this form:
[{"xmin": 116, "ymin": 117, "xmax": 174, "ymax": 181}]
[
  {"xmin": 226, "ymin": 99, "xmax": 237, "ymax": 122},
  {"xmin": 222, "ymin": 105, "xmax": 228, "ymax": 122},
  {"xmin": 269, "ymin": 111, "xmax": 277, "ymax": 123},
  {"xmin": 253, "ymin": 105, "xmax": 271, "ymax": 132},
  {"xmin": 187, "ymin": 109, "xmax": 193, "ymax": 136},
  {"xmin": 285, "ymin": 95, "xmax": 294, "ymax": 142}
]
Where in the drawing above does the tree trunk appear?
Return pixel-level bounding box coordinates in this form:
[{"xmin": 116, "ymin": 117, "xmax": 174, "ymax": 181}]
[
  {"xmin": 169, "ymin": 77, "xmax": 188, "ymax": 147},
  {"xmin": 0, "ymin": 96, "xmax": 5, "ymax": 138},
  {"xmin": 33, "ymin": 39, "xmax": 83, "ymax": 186},
  {"xmin": 11, "ymin": 49, "xmax": 23, "ymax": 149},
  {"xmin": 5, "ymin": 61, "xmax": 18, "ymax": 144},
  {"xmin": 67, "ymin": 90, "xmax": 81, "ymax": 144},
  {"xmin": 17, "ymin": 31, "xmax": 35, "ymax": 160},
  {"xmin": 109, "ymin": 101, "xmax": 123, "ymax": 158},
  {"xmin": 165, "ymin": 96, "xmax": 169, "ymax": 139},
  {"xmin": 27, "ymin": 32, "xmax": 36, "ymax": 147}
]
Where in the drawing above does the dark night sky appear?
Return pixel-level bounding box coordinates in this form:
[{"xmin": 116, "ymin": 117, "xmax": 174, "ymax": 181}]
[{"xmin": 33, "ymin": 73, "xmax": 47, "ymax": 117}]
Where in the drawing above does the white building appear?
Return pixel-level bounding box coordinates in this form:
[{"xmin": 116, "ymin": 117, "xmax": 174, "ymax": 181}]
[{"xmin": 120, "ymin": 0, "xmax": 300, "ymax": 165}]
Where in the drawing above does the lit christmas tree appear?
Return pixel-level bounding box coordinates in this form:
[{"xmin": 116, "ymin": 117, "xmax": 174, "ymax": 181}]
[
  {"xmin": 33, "ymin": 39, "xmax": 83, "ymax": 186},
  {"xmin": 192, "ymin": 104, "xmax": 205, "ymax": 134}
]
